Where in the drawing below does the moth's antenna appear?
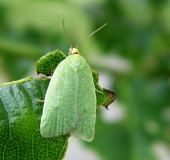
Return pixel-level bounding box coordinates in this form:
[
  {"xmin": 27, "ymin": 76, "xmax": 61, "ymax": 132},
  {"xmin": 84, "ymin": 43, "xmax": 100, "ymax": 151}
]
[
  {"xmin": 62, "ymin": 19, "xmax": 73, "ymax": 49},
  {"xmin": 76, "ymin": 23, "xmax": 107, "ymax": 49}
]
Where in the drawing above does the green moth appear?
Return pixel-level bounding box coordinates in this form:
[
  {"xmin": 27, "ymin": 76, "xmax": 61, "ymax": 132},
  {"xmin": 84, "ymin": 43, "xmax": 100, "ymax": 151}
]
[{"xmin": 40, "ymin": 20, "xmax": 107, "ymax": 142}]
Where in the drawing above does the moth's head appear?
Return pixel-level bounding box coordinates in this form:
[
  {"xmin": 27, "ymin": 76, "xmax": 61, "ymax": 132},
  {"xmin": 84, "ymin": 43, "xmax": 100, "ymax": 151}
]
[{"xmin": 69, "ymin": 48, "xmax": 80, "ymax": 55}]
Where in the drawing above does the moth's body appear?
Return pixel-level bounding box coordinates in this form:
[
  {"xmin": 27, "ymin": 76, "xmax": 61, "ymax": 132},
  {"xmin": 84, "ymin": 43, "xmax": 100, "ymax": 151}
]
[
  {"xmin": 40, "ymin": 21, "xmax": 107, "ymax": 141},
  {"xmin": 40, "ymin": 49, "xmax": 96, "ymax": 141}
]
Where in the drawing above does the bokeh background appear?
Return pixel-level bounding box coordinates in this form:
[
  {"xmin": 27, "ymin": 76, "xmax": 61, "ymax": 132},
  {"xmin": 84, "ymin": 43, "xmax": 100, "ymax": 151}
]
[{"xmin": 0, "ymin": 0, "xmax": 170, "ymax": 160}]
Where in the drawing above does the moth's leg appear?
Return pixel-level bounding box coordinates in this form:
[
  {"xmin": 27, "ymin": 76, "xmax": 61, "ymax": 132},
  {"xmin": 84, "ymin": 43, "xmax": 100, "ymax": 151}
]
[
  {"xmin": 95, "ymin": 89, "xmax": 103, "ymax": 94},
  {"xmin": 48, "ymin": 70, "xmax": 53, "ymax": 78},
  {"xmin": 38, "ymin": 99, "xmax": 45, "ymax": 103}
]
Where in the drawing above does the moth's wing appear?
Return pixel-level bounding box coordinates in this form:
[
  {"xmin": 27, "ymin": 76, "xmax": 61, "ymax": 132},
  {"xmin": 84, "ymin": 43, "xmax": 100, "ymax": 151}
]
[
  {"xmin": 71, "ymin": 58, "xmax": 96, "ymax": 142},
  {"xmin": 40, "ymin": 58, "xmax": 78, "ymax": 138}
]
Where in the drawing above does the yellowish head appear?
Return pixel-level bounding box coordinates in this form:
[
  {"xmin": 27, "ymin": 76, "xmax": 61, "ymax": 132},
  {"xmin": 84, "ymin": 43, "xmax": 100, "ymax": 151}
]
[{"xmin": 69, "ymin": 48, "xmax": 80, "ymax": 55}]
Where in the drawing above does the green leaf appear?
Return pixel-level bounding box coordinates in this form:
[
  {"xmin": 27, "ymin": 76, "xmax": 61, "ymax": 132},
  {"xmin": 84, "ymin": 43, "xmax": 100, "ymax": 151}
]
[
  {"xmin": 92, "ymin": 70, "xmax": 117, "ymax": 109},
  {"xmin": 0, "ymin": 77, "xmax": 68, "ymax": 160},
  {"xmin": 36, "ymin": 50, "xmax": 66, "ymax": 76}
]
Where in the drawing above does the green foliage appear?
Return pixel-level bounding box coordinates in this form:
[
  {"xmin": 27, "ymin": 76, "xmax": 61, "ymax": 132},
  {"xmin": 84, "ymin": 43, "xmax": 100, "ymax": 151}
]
[
  {"xmin": 0, "ymin": 51, "xmax": 116, "ymax": 159},
  {"xmin": 36, "ymin": 50, "xmax": 66, "ymax": 76},
  {"xmin": 0, "ymin": 0, "xmax": 170, "ymax": 160},
  {"xmin": 0, "ymin": 77, "xmax": 68, "ymax": 160}
]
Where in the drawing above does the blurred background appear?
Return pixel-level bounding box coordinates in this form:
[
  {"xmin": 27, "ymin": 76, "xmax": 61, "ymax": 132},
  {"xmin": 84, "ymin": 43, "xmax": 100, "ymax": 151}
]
[{"xmin": 0, "ymin": 0, "xmax": 170, "ymax": 160}]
